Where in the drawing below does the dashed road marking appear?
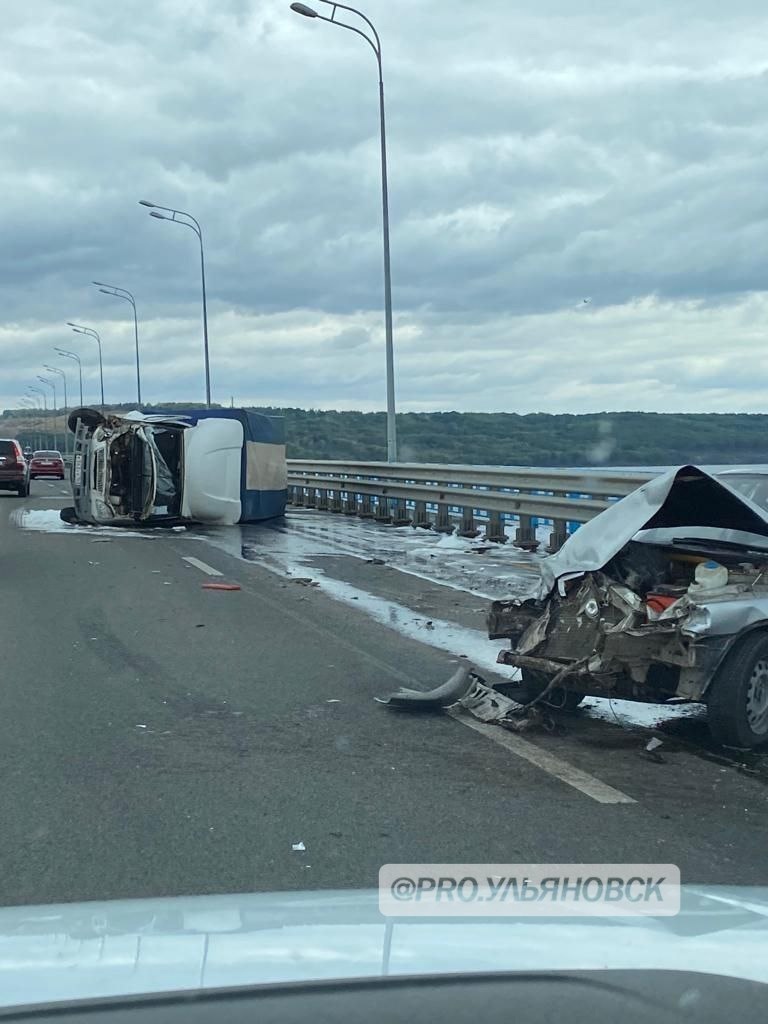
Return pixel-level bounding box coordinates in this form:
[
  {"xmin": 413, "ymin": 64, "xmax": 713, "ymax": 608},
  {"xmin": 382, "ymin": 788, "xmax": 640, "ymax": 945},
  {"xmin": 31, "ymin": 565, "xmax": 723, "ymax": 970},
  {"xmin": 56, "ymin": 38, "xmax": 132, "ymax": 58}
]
[
  {"xmin": 450, "ymin": 711, "xmax": 636, "ymax": 805},
  {"xmin": 182, "ymin": 556, "xmax": 224, "ymax": 577}
]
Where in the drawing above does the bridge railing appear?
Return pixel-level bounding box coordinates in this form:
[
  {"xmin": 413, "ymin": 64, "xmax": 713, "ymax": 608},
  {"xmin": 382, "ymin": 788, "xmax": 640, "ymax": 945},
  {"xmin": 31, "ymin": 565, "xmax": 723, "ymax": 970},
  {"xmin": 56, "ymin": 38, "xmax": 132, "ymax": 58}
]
[{"xmin": 286, "ymin": 461, "xmax": 653, "ymax": 550}]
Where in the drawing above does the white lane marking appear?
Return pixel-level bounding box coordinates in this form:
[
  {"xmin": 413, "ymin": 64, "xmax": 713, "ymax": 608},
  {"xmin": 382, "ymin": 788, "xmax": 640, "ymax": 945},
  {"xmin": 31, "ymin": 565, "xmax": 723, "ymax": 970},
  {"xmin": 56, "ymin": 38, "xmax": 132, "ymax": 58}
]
[
  {"xmin": 450, "ymin": 711, "xmax": 636, "ymax": 805},
  {"xmin": 182, "ymin": 556, "xmax": 223, "ymax": 577}
]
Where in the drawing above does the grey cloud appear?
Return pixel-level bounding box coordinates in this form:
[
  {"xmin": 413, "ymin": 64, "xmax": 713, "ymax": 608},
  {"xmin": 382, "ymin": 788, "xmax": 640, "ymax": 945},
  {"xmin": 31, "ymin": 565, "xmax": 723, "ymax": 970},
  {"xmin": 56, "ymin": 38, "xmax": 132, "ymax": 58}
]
[{"xmin": 3, "ymin": 0, "xmax": 768, "ymax": 415}]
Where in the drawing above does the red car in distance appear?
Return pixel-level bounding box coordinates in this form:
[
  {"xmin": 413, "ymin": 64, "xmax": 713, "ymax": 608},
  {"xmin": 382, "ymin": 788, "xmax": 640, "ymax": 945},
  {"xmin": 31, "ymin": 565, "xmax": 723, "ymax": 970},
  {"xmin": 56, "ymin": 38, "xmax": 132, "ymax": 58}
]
[{"xmin": 29, "ymin": 450, "xmax": 66, "ymax": 480}]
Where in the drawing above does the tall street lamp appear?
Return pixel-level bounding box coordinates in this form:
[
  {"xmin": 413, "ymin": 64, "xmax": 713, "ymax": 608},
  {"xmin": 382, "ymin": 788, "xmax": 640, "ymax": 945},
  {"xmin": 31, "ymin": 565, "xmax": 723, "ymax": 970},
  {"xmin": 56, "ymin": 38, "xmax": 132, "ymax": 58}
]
[
  {"xmin": 27, "ymin": 385, "xmax": 46, "ymax": 414},
  {"xmin": 290, "ymin": 0, "xmax": 398, "ymax": 461},
  {"xmin": 22, "ymin": 395, "xmax": 41, "ymax": 448},
  {"xmin": 44, "ymin": 365, "xmax": 69, "ymax": 455},
  {"xmin": 93, "ymin": 281, "xmax": 142, "ymax": 407},
  {"xmin": 67, "ymin": 323, "xmax": 104, "ymax": 408},
  {"xmin": 55, "ymin": 347, "xmax": 83, "ymax": 406},
  {"xmin": 37, "ymin": 376, "xmax": 58, "ymax": 452},
  {"xmin": 139, "ymin": 199, "xmax": 211, "ymax": 406}
]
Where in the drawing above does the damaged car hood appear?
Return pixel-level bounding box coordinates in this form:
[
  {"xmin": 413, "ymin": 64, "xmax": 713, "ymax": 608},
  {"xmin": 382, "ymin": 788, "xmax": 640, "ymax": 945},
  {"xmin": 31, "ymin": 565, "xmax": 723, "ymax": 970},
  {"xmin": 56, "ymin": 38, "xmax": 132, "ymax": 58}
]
[{"xmin": 538, "ymin": 465, "xmax": 768, "ymax": 599}]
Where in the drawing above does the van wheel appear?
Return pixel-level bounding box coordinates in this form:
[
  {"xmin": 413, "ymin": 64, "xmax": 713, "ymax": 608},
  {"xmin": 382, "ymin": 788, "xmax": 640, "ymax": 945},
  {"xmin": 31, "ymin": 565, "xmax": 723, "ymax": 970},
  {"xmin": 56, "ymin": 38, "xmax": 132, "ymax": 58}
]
[
  {"xmin": 707, "ymin": 633, "xmax": 768, "ymax": 748},
  {"xmin": 518, "ymin": 667, "xmax": 584, "ymax": 711}
]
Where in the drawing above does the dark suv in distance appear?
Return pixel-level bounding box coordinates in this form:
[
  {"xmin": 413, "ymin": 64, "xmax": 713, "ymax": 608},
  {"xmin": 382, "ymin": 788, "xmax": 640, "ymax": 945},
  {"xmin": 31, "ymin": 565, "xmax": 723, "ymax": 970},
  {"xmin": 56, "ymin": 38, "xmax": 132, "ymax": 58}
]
[{"xmin": 0, "ymin": 439, "xmax": 31, "ymax": 496}]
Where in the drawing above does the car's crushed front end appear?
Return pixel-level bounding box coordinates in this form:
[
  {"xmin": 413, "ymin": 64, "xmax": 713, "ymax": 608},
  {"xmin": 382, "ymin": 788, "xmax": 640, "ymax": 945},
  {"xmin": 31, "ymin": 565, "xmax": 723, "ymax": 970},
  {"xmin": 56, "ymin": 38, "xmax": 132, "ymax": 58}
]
[{"xmin": 489, "ymin": 465, "xmax": 768, "ymax": 747}]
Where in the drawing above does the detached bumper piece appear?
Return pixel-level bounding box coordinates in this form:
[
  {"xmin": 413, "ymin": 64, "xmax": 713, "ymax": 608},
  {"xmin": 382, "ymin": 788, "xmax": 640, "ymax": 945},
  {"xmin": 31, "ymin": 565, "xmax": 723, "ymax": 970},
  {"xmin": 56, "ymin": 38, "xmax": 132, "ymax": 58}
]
[{"xmin": 376, "ymin": 666, "xmax": 522, "ymax": 724}]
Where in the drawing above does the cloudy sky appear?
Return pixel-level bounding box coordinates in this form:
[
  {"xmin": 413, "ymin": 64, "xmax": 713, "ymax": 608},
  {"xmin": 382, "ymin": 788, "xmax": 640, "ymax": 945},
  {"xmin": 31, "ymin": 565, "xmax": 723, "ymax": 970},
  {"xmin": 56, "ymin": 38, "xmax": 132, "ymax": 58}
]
[{"xmin": 2, "ymin": 0, "xmax": 768, "ymax": 415}]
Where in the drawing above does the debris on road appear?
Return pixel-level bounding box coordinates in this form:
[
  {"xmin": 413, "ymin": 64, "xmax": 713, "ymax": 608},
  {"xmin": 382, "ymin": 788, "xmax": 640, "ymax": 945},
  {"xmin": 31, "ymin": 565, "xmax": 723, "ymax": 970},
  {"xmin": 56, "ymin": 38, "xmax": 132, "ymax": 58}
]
[
  {"xmin": 202, "ymin": 582, "xmax": 242, "ymax": 591},
  {"xmin": 644, "ymin": 736, "xmax": 666, "ymax": 763},
  {"xmin": 376, "ymin": 664, "xmax": 474, "ymax": 709},
  {"xmin": 294, "ymin": 577, "xmax": 319, "ymax": 587},
  {"xmin": 291, "ymin": 841, "xmax": 306, "ymax": 852},
  {"xmin": 457, "ymin": 675, "xmax": 520, "ymax": 722}
]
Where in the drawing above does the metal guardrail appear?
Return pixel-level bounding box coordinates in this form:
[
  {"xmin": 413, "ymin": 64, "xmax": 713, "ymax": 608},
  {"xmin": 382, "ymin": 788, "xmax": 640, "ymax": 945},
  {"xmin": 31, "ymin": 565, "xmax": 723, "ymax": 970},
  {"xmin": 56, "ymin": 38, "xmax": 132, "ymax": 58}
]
[{"xmin": 286, "ymin": 461, "xmax": 654, "ymax": 549}]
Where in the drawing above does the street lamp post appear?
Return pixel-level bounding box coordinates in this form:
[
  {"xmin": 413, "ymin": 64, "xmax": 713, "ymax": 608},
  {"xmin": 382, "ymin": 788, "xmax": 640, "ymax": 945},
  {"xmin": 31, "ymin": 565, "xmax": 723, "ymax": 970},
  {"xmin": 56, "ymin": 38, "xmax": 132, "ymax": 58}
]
[
  {"xmin": 139, "ymin": 200, "xmax": 211, "ymax": 406},
  {"xmin": 55, "ymin": 347, "xmax": 83, "ymax": 406},
  {"xmin": 290, "ymin": 0, "xmax": 397, "ymax": 461},
  {"xmin": 44, "ymin": 366, "xmax": 69, "ymax": 455},
  {"xmin": 19, "ymin": 397, "xmax": 36, "ymax": 449},
  {"xmin": 37, "ymin": 377, "xmax": 58, "ymax": 452},
  {"xmin": 66, "ymin": 323, "xmax": 104, "ymax": 408},
  {"xmin": 92, "ymin": 282, "xmax": 142, "ymax": 407},
  {"xmin": 27, "ymin": 389, "xmax": 45, "ymax": 448}
]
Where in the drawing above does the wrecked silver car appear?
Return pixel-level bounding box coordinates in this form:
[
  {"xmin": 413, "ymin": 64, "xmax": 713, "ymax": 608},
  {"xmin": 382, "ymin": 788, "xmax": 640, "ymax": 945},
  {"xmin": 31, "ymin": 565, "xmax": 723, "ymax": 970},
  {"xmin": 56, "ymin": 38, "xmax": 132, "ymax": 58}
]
[{"xmin": 489, "ymin": 465, "xmax": 768, "ymax": 749}]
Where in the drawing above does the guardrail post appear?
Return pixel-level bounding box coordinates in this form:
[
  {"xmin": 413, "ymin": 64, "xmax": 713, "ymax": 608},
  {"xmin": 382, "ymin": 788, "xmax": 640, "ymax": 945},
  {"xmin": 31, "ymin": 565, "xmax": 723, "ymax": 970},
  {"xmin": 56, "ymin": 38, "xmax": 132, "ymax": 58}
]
[
  {"xmin": 293, "ymin": 486, "xmax": 306, "ymax": 508},
  {"xmin": 486, "ymin": 512, "xmax": 507, "ymax": 543},
  {"xmin": 344, "ymin": 491, "xmax": 358, "ymax": 515},
  {"xmin": 375, "ymin": 497, "xmax": 392, "ymax": 523},
  {"xmin": 359, "ymin": 494, "xmax": 375, "ymax": 518},
  {"xmin": 304, "ymin": 487, "xmax": 317, "ymax": 509},
  {"xmin": 548, "ymin": 519, "xmax": 569, "ymax": 552},
  {"xmin": 458, "ymin": 507, "xmax": 480, "ymax": 538},
  {"xmin": 514, "ymin": 515, "xmax": 539, "ymax": 551},
  {"xmin": 392, "ymin": 498, "xmax": 412, "ymax": 526},
  {"xmin": 413, "ymin": 501, "xmax": 430, "ymax": 529},
  {"xmin": 316, "ymin": 488, "xmax": 329, "ymax": 511},
  {"xmin": 435, "ymin": 504, "xmax": 453, "ymax": 533},
  {"xmin": 330, "ymin": 490, "xmax": 343, "ymax": 513}
]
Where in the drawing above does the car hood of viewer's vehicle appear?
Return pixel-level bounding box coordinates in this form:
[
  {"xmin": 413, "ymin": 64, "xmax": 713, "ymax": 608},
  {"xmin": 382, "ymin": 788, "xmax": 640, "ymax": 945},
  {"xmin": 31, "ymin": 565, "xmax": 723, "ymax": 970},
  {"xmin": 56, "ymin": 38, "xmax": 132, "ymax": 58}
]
[
  {"xmin": 1, "ymin": 888, "xmax": 768, "ymax": 1008},
  {"xmin": 537, "ymin": 465, "xmax": 768, "ymax": 600}
]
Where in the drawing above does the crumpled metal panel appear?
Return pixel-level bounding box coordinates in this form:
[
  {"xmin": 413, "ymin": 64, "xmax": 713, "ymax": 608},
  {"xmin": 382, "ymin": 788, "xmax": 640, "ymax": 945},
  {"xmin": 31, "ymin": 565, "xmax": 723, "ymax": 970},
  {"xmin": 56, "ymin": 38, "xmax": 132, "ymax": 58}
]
[{"xmin": 536, "ymin": 465, "xmax": 768, "ymax": 600}]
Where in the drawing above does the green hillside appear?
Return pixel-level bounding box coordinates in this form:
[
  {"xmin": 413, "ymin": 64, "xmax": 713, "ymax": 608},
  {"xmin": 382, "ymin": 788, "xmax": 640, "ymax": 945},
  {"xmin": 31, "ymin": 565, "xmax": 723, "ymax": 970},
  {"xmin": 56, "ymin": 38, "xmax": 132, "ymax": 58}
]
[{"xmin": 2, "ymin": 405, "xmax": 765, "ymax": 466}]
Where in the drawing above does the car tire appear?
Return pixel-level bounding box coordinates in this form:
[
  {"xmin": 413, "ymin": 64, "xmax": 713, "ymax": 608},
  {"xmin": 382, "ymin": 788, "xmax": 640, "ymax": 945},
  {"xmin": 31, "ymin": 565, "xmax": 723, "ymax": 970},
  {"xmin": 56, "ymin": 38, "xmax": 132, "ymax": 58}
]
[
  {"xmin": 517, "ymin": 667, "xmax": 585, "ymax": 711},
  {"xmin": 59, "ymin": 506, "xmax": 78, "ymax": 524},
  {"xmin": 707, "ymin": 632, "xmax": 768, "ymax": 749},
  {"xmin": 68, "ymin": 407, "xmax": 104, "ymax": 432}
]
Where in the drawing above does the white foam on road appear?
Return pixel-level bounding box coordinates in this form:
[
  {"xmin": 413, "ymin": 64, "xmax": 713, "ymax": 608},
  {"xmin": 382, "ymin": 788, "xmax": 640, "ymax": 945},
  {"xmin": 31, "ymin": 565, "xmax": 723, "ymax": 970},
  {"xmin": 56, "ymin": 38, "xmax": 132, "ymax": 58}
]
[
  {"xmin": 12, "ymin": 509, "xmax": 156, "ymax": 539},
  {"xmin": 229, "ymin": 511, "xmax": 542, "ymax": 600}
]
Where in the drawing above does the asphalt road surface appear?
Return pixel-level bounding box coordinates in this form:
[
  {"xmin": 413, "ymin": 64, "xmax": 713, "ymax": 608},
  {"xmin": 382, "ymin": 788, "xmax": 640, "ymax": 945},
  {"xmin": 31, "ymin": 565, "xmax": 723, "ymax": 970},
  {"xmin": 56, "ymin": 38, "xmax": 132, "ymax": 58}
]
[{"xmin": 1, "ymin": 481, "xmax": 767, "ymax": 907}]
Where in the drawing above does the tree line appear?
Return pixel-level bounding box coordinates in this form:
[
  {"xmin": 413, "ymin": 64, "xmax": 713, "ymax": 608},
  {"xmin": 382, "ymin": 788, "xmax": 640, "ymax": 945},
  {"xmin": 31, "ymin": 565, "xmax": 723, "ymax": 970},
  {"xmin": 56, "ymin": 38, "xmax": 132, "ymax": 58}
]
[{"xmin": 3, "ymin": 404, "xmax": 765, "ymax": 466}]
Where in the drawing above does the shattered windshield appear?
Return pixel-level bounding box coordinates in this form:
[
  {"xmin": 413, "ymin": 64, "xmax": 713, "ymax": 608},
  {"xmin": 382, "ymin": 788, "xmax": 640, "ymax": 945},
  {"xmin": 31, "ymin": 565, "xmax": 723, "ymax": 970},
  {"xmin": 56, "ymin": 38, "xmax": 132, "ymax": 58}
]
[{"xmin": 144, "ymin": 426, "xmax": 180, "ymax": 516}]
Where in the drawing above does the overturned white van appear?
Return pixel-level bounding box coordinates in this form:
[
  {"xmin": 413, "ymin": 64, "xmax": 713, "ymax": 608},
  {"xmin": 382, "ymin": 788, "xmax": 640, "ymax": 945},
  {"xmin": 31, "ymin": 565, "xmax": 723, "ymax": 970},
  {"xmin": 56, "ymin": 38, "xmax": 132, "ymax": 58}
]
[{"xmin": 64, "ymin": 407, "xmax": 287, "ymax": 527}]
